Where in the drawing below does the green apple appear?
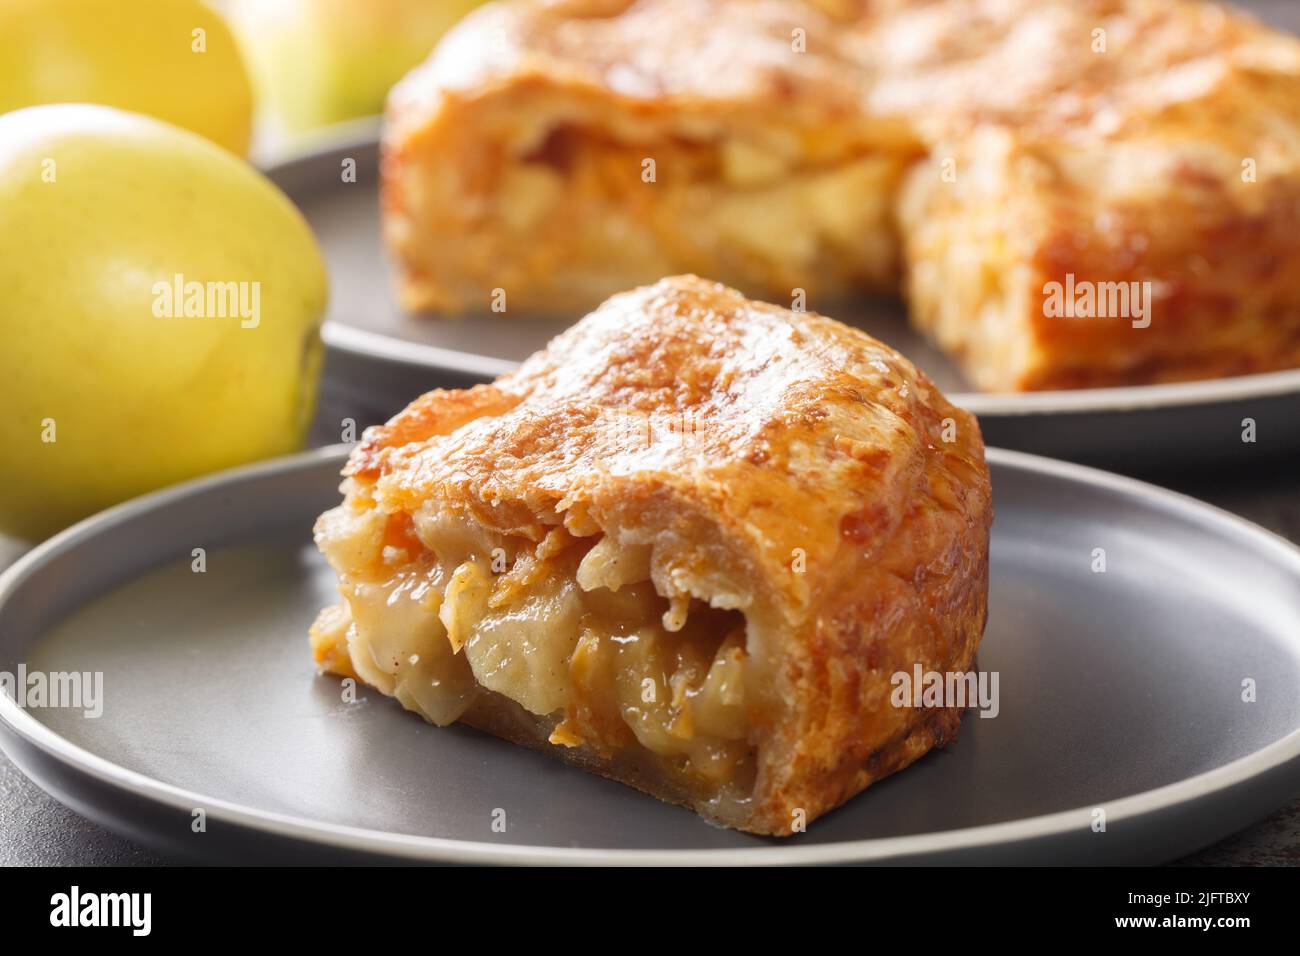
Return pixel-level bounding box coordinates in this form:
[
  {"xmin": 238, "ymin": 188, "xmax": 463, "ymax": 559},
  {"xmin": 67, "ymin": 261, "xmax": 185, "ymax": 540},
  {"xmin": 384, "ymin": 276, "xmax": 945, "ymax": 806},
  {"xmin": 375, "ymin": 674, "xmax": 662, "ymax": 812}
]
[
  {"xmin": 230, "ymin": 0, "xmax": 487, "ymax": 133},
  {"xmin": 0, "ymin": 0, "xmax": 254, "ymax": 155},
  {"xmin": 0, "ymin": 104, "xmax": 328, "ymax": 540}
]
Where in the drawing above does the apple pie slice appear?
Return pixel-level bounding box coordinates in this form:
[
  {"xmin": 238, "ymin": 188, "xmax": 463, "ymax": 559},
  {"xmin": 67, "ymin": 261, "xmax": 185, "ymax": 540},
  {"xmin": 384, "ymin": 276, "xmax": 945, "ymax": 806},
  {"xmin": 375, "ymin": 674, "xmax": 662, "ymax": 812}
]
[{"xmin": 310, "ymin": 275, "xmax": 992, "ymax": 835}]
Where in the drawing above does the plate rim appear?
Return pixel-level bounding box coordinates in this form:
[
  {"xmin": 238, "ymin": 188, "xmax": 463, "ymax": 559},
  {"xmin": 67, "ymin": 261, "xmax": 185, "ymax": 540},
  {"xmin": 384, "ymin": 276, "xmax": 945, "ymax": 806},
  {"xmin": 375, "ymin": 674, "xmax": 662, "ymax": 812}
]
[
  {"xmin": 3, "ymin": 446, "xmax": 1300, "ymax": 865},
  {"xmin": 273, "ymin": 134, "xmax": 1300, "ymax": 420}
]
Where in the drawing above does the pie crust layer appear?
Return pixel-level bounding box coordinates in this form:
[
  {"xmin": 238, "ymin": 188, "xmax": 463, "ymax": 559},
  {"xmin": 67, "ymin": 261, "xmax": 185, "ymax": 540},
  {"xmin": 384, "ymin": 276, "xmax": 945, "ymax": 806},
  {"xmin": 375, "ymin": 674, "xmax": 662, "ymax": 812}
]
[
  {"xmin": 381, "ymin": 0, "xmax": 1300, "ymax": 391},
  {"xmin": 310, "ymin": 275, "xmax": 992, "ymax": 835}
]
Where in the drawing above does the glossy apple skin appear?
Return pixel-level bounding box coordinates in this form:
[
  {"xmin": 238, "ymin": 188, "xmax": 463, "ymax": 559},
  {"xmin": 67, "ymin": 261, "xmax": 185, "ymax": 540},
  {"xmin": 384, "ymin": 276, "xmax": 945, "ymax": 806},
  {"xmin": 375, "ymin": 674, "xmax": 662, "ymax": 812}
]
[
  {"xmin": 0, "ymin": 0, "xmax": 254, "ymax": 155},
  {"xmin": 0, "ymin": 105, "xmax": 329, "ymax": 541},
  {"xmin": 231, "ymin": 0, "xmax": 487, "ymax": 132}
]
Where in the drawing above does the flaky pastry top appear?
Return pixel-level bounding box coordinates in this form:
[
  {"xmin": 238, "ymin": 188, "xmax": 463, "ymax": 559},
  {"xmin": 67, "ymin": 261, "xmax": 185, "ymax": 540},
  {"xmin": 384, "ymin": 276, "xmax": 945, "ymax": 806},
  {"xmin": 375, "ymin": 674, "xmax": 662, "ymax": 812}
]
[{"xmin": 347, "ymin": 276, "xmax": 988, "ymax": 623}]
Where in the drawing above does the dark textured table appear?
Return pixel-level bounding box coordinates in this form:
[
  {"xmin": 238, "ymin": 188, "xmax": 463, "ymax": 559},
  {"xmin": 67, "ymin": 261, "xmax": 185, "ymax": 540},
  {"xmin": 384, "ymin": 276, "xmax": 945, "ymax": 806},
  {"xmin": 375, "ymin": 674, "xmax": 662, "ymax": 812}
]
[{"xmin": 2, "ymin": 0, "xmax": 1298, "ymax": 869}]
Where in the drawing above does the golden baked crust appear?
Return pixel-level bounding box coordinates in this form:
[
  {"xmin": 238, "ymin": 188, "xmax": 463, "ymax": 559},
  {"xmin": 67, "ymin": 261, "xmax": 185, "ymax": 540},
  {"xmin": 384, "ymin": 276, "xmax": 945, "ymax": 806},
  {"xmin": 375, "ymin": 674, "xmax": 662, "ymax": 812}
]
[
  {"xmin": 383, "ymin": 0, "xmax": 1300, "ymax": 391},
  {"xmin": 890, "ymin": 0, "xmax": 1300, "ymax": 389},
  {"xmin": 311, "ymin": 275, "xmax": 992, "ymax": 835}
]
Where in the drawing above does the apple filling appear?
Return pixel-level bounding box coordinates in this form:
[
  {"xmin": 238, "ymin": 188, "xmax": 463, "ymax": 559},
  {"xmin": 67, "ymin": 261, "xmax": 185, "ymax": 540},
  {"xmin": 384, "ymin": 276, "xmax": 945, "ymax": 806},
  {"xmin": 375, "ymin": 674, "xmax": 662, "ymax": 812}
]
[
  {"xmin": 390, "ymin": 105, "xmax": 918, "ymax": 311},
  {"xmin": 311, "ymin": 496, "xmax": 755, "ymax": 799},
  {"xmin": 502, "ymin": 123, "xmax": 908, "ymax": 295}
]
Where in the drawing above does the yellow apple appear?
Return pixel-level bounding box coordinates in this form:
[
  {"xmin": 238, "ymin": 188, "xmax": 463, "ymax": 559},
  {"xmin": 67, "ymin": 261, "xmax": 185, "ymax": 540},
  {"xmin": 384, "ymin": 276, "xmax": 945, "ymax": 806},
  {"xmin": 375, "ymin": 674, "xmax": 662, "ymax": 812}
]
[
  {"xmin": 0, "ymin": 105, "xmax": 329, "ymax": 540},
  {"xmin": 230, "ymin": 0, "xmax": 487, "ymax": 133},
  {"xmin": 0, "ymin": 0, "xmax": 254, "ymax": 155}
]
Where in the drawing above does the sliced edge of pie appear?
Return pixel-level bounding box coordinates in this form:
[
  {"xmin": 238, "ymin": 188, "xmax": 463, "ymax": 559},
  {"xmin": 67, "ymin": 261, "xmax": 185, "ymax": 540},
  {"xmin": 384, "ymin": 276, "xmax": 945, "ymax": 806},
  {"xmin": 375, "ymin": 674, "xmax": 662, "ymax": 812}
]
[{"xmin": 309, "ymin": 275, "xmax": 992, "ymax": 835}]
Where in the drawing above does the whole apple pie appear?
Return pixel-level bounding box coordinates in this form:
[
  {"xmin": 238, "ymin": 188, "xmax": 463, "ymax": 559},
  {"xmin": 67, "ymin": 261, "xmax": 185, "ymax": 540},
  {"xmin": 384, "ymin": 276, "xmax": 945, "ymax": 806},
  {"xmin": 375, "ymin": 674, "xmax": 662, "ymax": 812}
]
[
  {"xmin": 381, "ymin": 0, "xmax": 1300, "ymax": 391},
  {"xmin": 310, "ymin": 275, "xmax": 992, "ymax": 835}
]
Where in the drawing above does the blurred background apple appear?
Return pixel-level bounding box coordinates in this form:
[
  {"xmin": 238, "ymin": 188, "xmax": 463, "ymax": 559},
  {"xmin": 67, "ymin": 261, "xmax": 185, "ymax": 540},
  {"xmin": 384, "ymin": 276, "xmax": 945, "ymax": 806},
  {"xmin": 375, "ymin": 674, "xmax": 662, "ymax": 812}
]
[
  {"xmin": 0, "ymin": 105, "xmax": 328, "ymax": 540},
  {"xmin": 0, "ymin": 0, "xmax": 254, "ymax": 155},
  {"xmin": 229, "ymin": 0, "xmax": 487, "ymax": 134}
]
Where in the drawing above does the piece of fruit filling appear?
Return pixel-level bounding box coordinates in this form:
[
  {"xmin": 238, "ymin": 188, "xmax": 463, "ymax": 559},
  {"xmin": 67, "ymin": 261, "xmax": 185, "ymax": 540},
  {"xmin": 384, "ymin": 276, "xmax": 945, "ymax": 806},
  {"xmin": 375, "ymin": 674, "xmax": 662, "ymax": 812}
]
[{"xmin": 312, "ymin": 498, "xmax": 755, "ymax": 797}]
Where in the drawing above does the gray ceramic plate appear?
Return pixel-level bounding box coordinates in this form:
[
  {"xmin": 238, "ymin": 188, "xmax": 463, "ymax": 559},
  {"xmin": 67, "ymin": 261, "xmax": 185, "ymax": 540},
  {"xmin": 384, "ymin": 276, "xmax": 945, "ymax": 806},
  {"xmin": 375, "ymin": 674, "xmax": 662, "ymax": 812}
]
[
  {"xmin": 1, "ymin": 446, "xmax": 1299, "ymax": 865},
  {"xmin": 271, "ymin": 131, "xmax": 1300, "ymax": 470}
]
